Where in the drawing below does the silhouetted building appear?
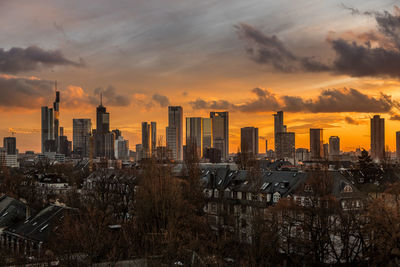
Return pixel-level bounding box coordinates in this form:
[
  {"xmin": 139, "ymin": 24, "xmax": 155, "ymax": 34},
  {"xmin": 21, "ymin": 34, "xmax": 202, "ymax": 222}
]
[
  {"xmin": 397, "ymin": 131, "xmax": 400, "ymax": 159},
  {"xmin": 274, "ymin": 111, "xmax": 286, "ymax": 152},
  {"xmin": 105, "ymin": 132, "xmax": 115, "ymax": 159},
  {"xmin": 186, "ymin": 117, "xmax": 203, "ymax": 158},
  {"xmin": 371, "ymin": 115, "xmax": 385, "ymax": 161},
  {"xmin": 115, "ymin": 136, "xmax": 129, "ymax": 160},
  {"xmin": 241, "ymin": 127, "xmax": 259, "ymax": 156},
  {"xmin": 73, "ymin": 119, "xmax": 92, "ymax": 157},
  {"xmin": 95, "ymin": 97, "xmax": 110, "ymax": 157},
  {"xmin": 204, "ymin": 147, "xmax": 221, "ymax": 163},
  {"xmin": 203, "ymin": 118, "xmax": 212, "ymax": 154},
  {"xmin": 142, "ymin": 122, "xmax": 155, "ymax": 158},
  {"xmin": 323, "ymin": 143, "xmax": 329, "ymax": 159},
  {"xmin": 166, "ymin": 106, "xmax": 183, "ymax": 160},
  {"xmin": 275, "ymin": 132, "xmax": 295, "ymax": 159},
  {"xmin": 210, "ymin": 112, "xmax": 229, "ymax": 160},
  {"xmin": 151, "ymin": 122, "xmax": 157, "ymax": 155},
  {"xmin": 41, "ymin": 106, "xmax": 54, "ymax": 153},
  {"xmin": 3, "ymin": 137, "xmax": 16, "ymax": 155},
  {"xmin": 329, "ymin": 136, "xmax": 340, "ymax": 157},
  {"xmin": 310, "ymin": 128, "xmax": 323, "ymax": 159}
]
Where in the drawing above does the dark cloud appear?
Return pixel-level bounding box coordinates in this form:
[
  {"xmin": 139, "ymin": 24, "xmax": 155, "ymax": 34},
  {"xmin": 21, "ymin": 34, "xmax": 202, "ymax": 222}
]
[
  {"xmin": 235, "ymin": 23, "xmax": 329, "ymax": 72},
  {"xmin": 390, "ymin": 114, "xmax": 400, "ymax": 120},
  {"xmin": 236, "ymin": 7, "xmax": 400, "ymax": 78},
  {"xmin": 190, "ymin": 87, "xmax": 398, "ymax": 114},
  {"xmin": 152, "ymin": 93, "xmax": 170, "ymax": 107},
  {"xmin": 189, "ymin": 98, "xmax": 233, "ymax": 110},
  {"xmin": 345, "ymin": 116, "xmax": 361, "ymax": 125},
  {"xmin": 0, "ymin": 76, "xmax": 53, "ymax": 108},
  {"xmin": 331, "ymin": 38, "xmax": 400, "ymax": 77},
  {"xmin": 0, "ymin": 46, "xmax": 83, "ymax": 74},
  {"xmin": 93, "ymin": 86, "xmax": 130, "ymax": 107}
]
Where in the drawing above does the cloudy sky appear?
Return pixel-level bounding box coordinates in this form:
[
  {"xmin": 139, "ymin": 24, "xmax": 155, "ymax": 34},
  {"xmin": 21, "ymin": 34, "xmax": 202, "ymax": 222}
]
[{"xmin": 1, "ymin": 0, "xmax": 400, "ymax": 153}]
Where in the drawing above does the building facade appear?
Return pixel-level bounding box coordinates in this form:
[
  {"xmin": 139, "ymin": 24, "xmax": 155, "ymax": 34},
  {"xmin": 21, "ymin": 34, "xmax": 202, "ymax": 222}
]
[
  {"xmin": 240, "ymin": 127, "xmax": 259, "ymax": 156},
  {"xmin": 370, "ymin": 115, "xmax": 385, "ymax": 161},
  {"xmin": 310, "ymin": 128, "xmax": 323, "ymax": 159},
  {"xmin": 73, "ymin": 119, "xmax": 92, "ymax": 157},
  {"xmin": 166, "ymin": 106, "xmax": 183, "ymax": 160},
  {"xmin": 210, "ymin": 112, "xmax": 229, "ymax": 160}
]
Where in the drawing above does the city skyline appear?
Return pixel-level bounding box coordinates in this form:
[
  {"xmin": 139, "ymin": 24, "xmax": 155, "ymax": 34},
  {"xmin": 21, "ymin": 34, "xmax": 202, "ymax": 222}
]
[{"xmin": 2, "ymin": 0, "xmax": 400, "ymax": 153}]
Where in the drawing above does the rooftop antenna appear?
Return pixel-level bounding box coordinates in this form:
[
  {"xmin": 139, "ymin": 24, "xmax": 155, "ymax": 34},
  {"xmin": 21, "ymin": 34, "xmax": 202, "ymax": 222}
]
[
  {"xmin": 55, "ymin": 80, "xmax": 57, "ymax": 92},
  {"xmin": 100, "ymin": 92, "xmax": 103, "ymax": 106}
]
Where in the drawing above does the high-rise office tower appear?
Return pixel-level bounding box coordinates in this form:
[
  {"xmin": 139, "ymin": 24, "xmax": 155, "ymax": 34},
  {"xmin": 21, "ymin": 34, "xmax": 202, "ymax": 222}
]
[
  {"xmin": 329, "ymin": 136, "xmax": 340, "ymax": 157},
  {"xmin": 3, "ymin": 137, "xmax": 16, "ymax": 155},
  {"xmin": 396, "ymin": 132, "xmax": 400, "ymax": 159},
  {"xmin": 115, "ymin": 136, "xmax": 129, "ymax": 160},
  {"xmin": 275, "ymin": 132, "xmax": 295, "ymax": 159},
  {"xmin": 186, "ymin": 117, "xmax": 203, "ymax": 158},
  {"xmin": 73, "ymin": 119, "xmax": 92, "ymax": 157},
  {"xmin": 323, "ymin": 143, "xmax": 329, "ymax": 159},
  {"xmin": 53, "ymin": 87, "xmax": 60, "ymax": 144},
  {"xmin": 142, "ymin": 122, "xmax": 151, "ymax": 158},
  {"xmin": 241, "ymin": 127, "xmax": 259, "ymax": 156},
  {"xmin": 203, "ymin": 118, "xmax": 212, "ymax": 153},
  {"xmin": 41, "ymin": 106, "xmax": 54, "ymax": 153},
  {"xmin": 105, "ymin": 132, "xmax": 115, "ymax": 159},
  {"xmin": 151, "ymin": 122, "xmax": 157, "ymax": 155},
  {"xmin": 274, "ymin": 111, "xmax": 286, "ymax": 152},
  {"xmin": 95, "ymin": 95, "xmax": 110, "ymax": 157},
  {"xmin": 166, "ymin": 106, "xmax": 183, "ymax": 160},
  {"xmin": 371, "ymin": 115, "xmax": 385, "ymax": 160},
  {"xmin": 142, "ymin": 122, "xmax": 156, "ymax": 158},
  {"xmin": 210, "ymin": 112, "xmax": 229, "ymax": 160},
  {"xmin": 310, "ymin": 128, "xmax": 323, "ymax": 159}
]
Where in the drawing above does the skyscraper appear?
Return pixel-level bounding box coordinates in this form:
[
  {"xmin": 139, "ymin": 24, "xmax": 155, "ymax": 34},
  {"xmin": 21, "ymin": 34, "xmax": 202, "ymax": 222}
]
[
  {"xmin": 95, "ymin": 96, "xmax": 110, "ymax": 157},
  {"xmin": 274, "ymin": 111, "xmax": 286, "ymax": 152},
  {"xmin": 241, "ymin": 127, "xmax": 259, "ymax": 156},
  {"xmin": 41, "ymin": 106, "xmax": 54, "ymax": 153},
  {"xmin": 73, "ymin": 119, "xmax": 92, "ymax": 157},
  {"xmin": 371, "ymin": 115, "xmax": 385, "ymax": 160},
  {"xmin": 203, "ymin": 118, "xmax": 212, "ymax": 153},
  {"xmin": 397, "ymin": 132, "xmax": 400, "ymax": 160},
  {"xmin": 115, "ymin": 135, "xmax": 129, "ymax": 160},
  {"xmin": 53, "ymin": 88, "xmax": 60, "ymax": 145},
  {"xmin": 166, "ymin": 106, "xmax": 183, "ymax": 160},
  {"xmin": 210, "ymin": 111, "xmax": 229, "ymax": 160},
  {"xmin": 142, "ymin": 122, "xmax": 156, "ymax": 158},
  {"xmin": 186, "ymin": 117, "xmax": 203, "ymax": 158},
  {"xmin": 310, "ymin": 128, "xmax": 323, "ymax": 159},
  {"xmin": 3, "ymin": 137, "xmax": 16, "ymax": 155},
  {"xmin": 151, "ymin": 121, "xmax": 157, "ymax": 155},
  {"xmin": 329, "ymin": 136, "xmax": 340, "ymax": 157},
  {"xmin": 275, "ymin": 132, "xmax": 295, "ymax": 159}
]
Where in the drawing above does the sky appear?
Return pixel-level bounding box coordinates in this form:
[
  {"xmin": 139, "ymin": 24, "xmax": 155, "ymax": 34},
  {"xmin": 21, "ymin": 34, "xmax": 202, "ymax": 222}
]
[{"xmin": 1, "ymin": 0, "xmax": 400, "ymax": 153}]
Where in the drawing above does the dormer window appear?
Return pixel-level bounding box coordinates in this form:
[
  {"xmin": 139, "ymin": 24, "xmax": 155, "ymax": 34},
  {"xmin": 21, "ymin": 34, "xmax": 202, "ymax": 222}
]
[
  {"xmin": 273, "ymin": 192, "xmax": 281, "ymax": 203},
  {"xmin": 304, "ymin": 185, "xmax": 313, "ymax": 192},
  {"xmin": 343, "ymin": 185, "xmax": 353, "ymax": 193}
]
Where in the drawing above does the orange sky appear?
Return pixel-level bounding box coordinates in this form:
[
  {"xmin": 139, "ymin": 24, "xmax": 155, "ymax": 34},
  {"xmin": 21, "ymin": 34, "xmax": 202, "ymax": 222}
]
[{"xmin": 0, "ymin": 0, "xmax": 400, "ymax": 153}]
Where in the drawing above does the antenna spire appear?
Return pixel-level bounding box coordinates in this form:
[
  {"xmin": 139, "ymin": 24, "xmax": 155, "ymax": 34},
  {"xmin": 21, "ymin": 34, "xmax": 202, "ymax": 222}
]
[{"xmin": 100, "ymin": 92, "xmax": 103, "ymax": 106}]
